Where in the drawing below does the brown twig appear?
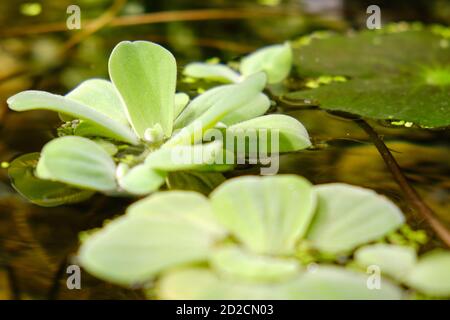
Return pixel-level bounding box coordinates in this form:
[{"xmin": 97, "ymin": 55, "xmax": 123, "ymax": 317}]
[
  {"xmin": 62, "ymin": 0, "xmax": 127, "ymax": 52},
  {"xmin": 356, "ymin": 119, "xmax": 450, "ymax": 247},
  {"xmin": 0, "ymin": 8, "xmax": 297, "ymax": 38}
]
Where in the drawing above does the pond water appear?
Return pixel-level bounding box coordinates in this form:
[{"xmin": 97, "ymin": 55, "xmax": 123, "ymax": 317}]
[{"xmin": 0, "ymin": 0, "xmax": 449, "ymax": 299}]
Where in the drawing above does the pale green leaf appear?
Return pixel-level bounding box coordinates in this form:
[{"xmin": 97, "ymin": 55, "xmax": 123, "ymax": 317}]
[
  {"xmin": 109, "ymin": 41, "xmax": 176, "ymax": 138},
  {"xmin": 118, "ymin": 164, "xmax": 166, "ymax": 195},
  {"xmin": 210, "ymin": 175, "xmax": 316, "ymax": 255},
  {"xmin": 7, "ymin": 90, "xmax": 138, "ymax": 144},
  {"xmin": 306, "ymin": 184, "xmax": 405, "ymax": 254},
  {"xmin": 145, "ymin": 141, "xmax": 225, "ymax": 171},
  {"xmin": 211, "ymin": 246, "xmax": 300, "ymax": 283},
  {"xmin": 354, "ymin": 244, "xmax": 417, "ymax": 281},
  {"xmin": 65, "ymin": 79, "xmax": 129, "ymax": 125},
  {"xmin": 184, "ymin": 62, "xmax": 240, "ymax": 83},
  {"xmin": 127, "ymin": 191, "xmax": 225, "ymax": 237},
  {"xmin": 78, "ymin": 203, "xmax": 224, "ymax": 286},
  {"xmin": 167, "ymin": 72, "xmax": 267, "ymax": 146},
  {"xmin": 221, "ymin": 93, "xmax": 271, "ymax": 126},
  {"xmin": 240, "ymin": 42, "xmax": 292, "ymax": 84},
  {"xmin": 156, "ymin": 268, "xmax": 292, "ymax": 300},
  {"xmin": 287, "ymin": 265, "xmax": 403, "ymax": 299},
  {"xmin": 173, "ymin": 72, "xmax": 266, "ymax": 129},
  {"xmin": 8, "ymin": 153, "xmax": 94, "ymax": 207},
  {"xmin": 36, "ymin": 136, "xmax": 117, "ymax": 191},
  {"xmin": 225, "ymin": 114, "xmax": 311, "ymax": 153},
  {"xmin": 157, "ymin": 265, "xmax": 403, "ymax": 300},
  {"xmin": 174, "ymin": 92, "xmax": 190, "ymax": 119},
  {"xmin": 405, "ymin": 250, "xmax": 450, "ymax": 297}
]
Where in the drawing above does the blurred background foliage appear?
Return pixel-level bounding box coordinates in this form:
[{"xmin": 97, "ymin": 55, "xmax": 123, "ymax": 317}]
[{"xmin": 0, "ymin": 0, "xmax": 449, "ymax": 299}]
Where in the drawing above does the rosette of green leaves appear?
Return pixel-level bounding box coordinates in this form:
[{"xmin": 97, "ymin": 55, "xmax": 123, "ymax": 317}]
[
  {"xmin": 7, "ymin": 41, "xmax": 310, "ymax": 206},
  {"xmin": 77, "ymin": 175, "xmax": 425, "ymax": 299}
]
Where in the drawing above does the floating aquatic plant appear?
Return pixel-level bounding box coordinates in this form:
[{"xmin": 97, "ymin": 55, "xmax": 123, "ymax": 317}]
[
  {"xmin": 76, "ymin": 175, "xmax": 442, "ymax": 300},
  {"xmin": 7, "ymin": 41, "xmax": 311, "ymax": 206}
]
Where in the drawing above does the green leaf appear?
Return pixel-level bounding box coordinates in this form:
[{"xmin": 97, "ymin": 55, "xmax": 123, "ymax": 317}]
[
  {"xmin": 145, "ymin": 141, "xmax": 225, "ymax": 171},
  {"xmin": 210, "ymin": 175, "xmax": 316, "ymax": 255},
  {"xmin": 221, "ymin": 93, "xmax": 271, "ymax": 126},
  {"xmin": 127, "ymin": 191, "xmax": 225, "ymax": 237},
  {"xmin": 211, "ymin": 246, "xmax": 300, "ymax": 283},
  {"xmin": 289, "ymin": 29, "xmax": 450, "ymax": 128},
  {"xmin": 287, "ymin": 77, "xmax": 450, "ymax": 128},
  {"xmin": 224, "ymin": 114, "xmax": 311, "ymax": 153},
  {"xmin": 184, "ymin": 62, "xmax": 240, "ymax": 83},
  {"xmin": 65, "ymin": 79, "xmax": 129, "ymax": 125},
  {"xmin": 118, "ymin": 164, "xmax": 166, "ymax": 195},
  {"xmin": 306, "ymin": 184, "xmax": 405, "ymax": 254},
  {"xmin": 173, "ymin": 72, "xmax": 266, "ymax": 130},
  {"xmin": 166, "ymin": 171, "xmax": 226, "ymax": 195},
  {"xmin": 405, "ymin": 250, "xmax": 450, "ymax": 297},
  {"xmin": 36, "ymin": 136, "xmax": 117, "ymax": 192},
  {"xmin": 355, "ymin": 244, "xmax": 417, "ymax": 281},
  {"xmin": 240, "ymin": 42, "xmax": 292, "ymax": 84},
  {"xmin": 293, "ymin": 29, "xmax": 449, "ymax": 78},
  {"xmin": 109, "ymin": 41, "xmax": 177, "ymax": 138},
  {"xmin": 8, "ymin": 153, "xmax": 94, "ymax": 207},
  {"xmin": 7, "ymin": 90, "xmax": 138, "ymax": 144},
  {"xmin": 174, "ymin": 92, "xmax": 190, "ymax": 119},
  {"xmin": 156, "ymin": 268, "xmax": 293, "ymax": 300},
  {"xmin": 78, "ymin": 193, "xmax": 225, "ymax": 286},
  {"xmin": 157, "ymin": 265, "xmax": 403, "ymax": 300},
  {"xmin": 167, "ymin": 73, "xmax": 267, "ymax": 146},
  {"xmin": 287, "ymin": 265, "xmax": 403, "ymax": 299}
]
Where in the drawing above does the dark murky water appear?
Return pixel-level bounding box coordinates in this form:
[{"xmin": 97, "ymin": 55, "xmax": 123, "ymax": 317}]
[{"xmin": 0, "ymin": 0, "xmax": 449, "ymax": 299}]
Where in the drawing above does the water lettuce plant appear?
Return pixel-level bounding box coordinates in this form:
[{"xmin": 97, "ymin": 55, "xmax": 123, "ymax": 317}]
[
  {"xmin": 74, "ymin": 174, "xmax": 450, "ymax": 300},
  {"xmin": 184, "ymin": 42, "xmax": 292, "ymax": 84},
  {"xmin": 7, "ymin": 41, "xmax": 310, "ymax": 206}
]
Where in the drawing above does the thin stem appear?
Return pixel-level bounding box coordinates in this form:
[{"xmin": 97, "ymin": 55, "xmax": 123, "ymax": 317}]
[
  {"xmin": 356, "ymin": 119, "xmax": 450, "ymax": 247},
  {"xmin": 0, "ymin": 8, "xmax": 296, "ymax": 38}
]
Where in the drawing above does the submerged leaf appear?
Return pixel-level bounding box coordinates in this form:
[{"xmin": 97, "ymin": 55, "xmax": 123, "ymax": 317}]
[
  {"xmin": 109, "ymin": 41, "xmax": 177, "ymax": 138},
  {"xmin": 7, "ymin": 91, "xmax": 138, "ymax": 144},
  {"xmin": 240, "ymin": 42, "xmax": 292, "ymax": 84},
  {"xmin": 210, "ymin": 175, "xmax": 316, "ymax": 255},
  {"xmin": 289, "ymin": 29, "xmax": 450, "ymax": 128},
  {"xmin": 306, "ymin": 184, "xmax": 405, "ymax": 254},
  {"xmin": 8, "ymin": 153, "xmax": 94, "ymax": 207},
  {"xmin": 36, "ymin": 136, "xmax": 117, "ymax": 191}
]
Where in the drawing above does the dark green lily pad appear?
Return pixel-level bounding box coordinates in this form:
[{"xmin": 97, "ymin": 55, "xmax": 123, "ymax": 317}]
[
  {"xmin": 8, "ymin": 153, "xmax": 95, "ymax": 207},
  {"xmin": 289, "ymin": 29, "xmax": 450, "ymax": 128}
]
